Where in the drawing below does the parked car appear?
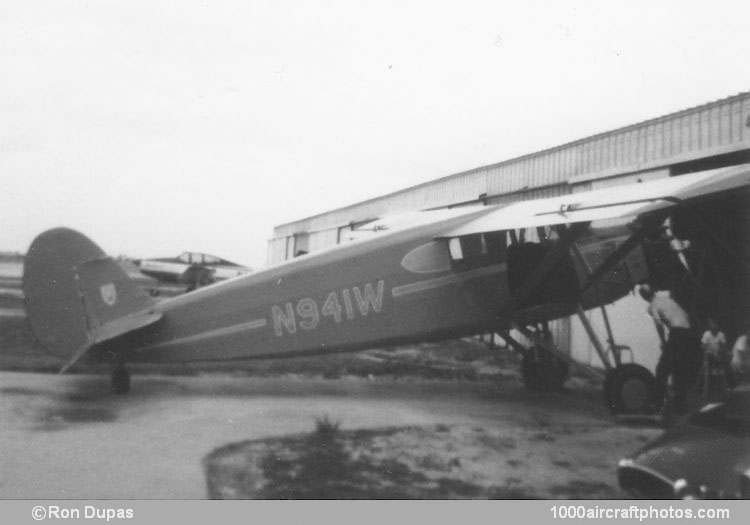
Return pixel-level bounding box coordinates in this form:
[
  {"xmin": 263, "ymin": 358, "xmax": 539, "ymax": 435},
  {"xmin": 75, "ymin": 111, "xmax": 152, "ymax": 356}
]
[{"xmin": 618, "ymin": 388, "xmax": 750, "ymax": 499}]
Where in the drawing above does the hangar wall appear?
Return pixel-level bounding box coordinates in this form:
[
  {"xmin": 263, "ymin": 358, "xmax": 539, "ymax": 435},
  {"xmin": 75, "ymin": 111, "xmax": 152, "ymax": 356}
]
[{"xmin": 268, "ymin": 92, "xmax": 750, "ymax": 370}]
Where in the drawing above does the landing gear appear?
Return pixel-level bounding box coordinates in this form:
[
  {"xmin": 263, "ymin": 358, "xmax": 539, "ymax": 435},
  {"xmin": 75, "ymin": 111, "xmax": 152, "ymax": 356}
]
[
  {"xmin": 110, "ymin": 366, "xmax": 131, "ymax": 395},
  {"xmin": 501, "ymin": 315, "xmax": 656, "ymax": 415},
  {"xmin": 500, "ymin": 328, "xmax": 572, "ymax": 390},
  {"xmin": 572, "ymin": 304, "xmax": 657, "ymax": 416},
  {"xmin": 522, "ymin": 346, "xmax": 569, "ymax": 390},
  {"xmin": 603, "ymin": 364, "xmax": 656, "ymax": 415}
]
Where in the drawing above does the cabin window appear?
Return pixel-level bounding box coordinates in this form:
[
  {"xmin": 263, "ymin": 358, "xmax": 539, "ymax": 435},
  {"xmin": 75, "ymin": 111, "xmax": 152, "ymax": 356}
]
[
  {"xmin": 449, "ymin": 232, "xmax": 506, "ymax": 270},
  {"xmin": 448, "ymin": 238, "xmax": 463, "ymax": 260}
]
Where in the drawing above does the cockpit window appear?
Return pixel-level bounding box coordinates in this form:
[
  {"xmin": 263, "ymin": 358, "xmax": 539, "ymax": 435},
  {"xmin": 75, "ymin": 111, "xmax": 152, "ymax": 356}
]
[{"xmin": 188, "ymin": 253, "xmax": 205, "ymax": 264}]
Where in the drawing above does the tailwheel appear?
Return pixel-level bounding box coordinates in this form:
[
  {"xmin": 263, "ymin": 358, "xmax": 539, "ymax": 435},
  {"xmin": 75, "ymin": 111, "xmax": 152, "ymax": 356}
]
[
  {"xmin": 604, "ymin": 364, "xmax": 655, "ymax": 415},
  {"xmin": 522, "ymin": 346, "xmax": 569, "ymax": 391},
  {"xmin": 111, "ymin": 367, "xmax": 131, "ymax": 395}
]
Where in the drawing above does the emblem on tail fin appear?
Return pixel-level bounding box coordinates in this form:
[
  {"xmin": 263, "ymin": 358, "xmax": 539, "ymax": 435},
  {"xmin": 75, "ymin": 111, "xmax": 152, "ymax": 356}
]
[{"xmin": 100, "ymin": 283, "xmax": 117, "ymax": 306}]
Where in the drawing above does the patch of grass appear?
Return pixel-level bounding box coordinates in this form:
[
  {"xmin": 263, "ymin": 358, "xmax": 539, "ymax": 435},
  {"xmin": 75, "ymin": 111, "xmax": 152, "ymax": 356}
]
[
  {"xmin": 208, "ymin": 422, "xmax": 625, "ymax": 500},
  {"xmin": 260, "ymin": 416, "xmax": 363, "ymax": 499},
  {"xmin": 241, "ymin": 422, "xmax": 514, "ymax": 499}
]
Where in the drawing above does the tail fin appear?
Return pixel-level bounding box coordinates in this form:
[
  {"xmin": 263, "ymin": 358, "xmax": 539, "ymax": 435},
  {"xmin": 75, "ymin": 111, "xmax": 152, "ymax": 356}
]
[{"xmin": 23, "ymin": 228, "xmax": 162, "ymax": 371}]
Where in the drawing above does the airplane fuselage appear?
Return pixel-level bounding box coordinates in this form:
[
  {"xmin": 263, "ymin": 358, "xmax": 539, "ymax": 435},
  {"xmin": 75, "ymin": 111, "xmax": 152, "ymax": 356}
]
[{"xmin": 113, "ymin": 211, "xmax": 641, "ymax": 364}]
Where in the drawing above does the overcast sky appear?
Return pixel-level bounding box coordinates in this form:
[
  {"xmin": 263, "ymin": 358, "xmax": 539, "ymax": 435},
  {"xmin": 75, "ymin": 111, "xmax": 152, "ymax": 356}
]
[{"xmin": 1, "ymin": 1, "xmax": 749, "ymax": 268}]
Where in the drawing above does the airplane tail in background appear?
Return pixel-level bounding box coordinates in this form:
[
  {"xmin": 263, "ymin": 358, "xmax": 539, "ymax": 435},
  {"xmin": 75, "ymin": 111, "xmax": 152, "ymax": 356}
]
[{"xmin": 23, "ymin": 228, "xmax": 162, "ymax": 371}]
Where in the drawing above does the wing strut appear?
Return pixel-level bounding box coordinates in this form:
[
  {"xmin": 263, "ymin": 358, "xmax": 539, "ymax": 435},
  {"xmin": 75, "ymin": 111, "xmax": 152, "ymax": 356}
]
[
  {"xmin": 569, "ymin": 242, "xmax": 628, "ymax": 369},
  {"xmin": 574, "ymin": 305, "xmax": 613, "ymax": 371}
]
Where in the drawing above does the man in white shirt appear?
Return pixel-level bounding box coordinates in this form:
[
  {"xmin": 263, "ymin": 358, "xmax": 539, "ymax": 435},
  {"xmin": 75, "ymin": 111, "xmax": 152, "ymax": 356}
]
[
  {"xmin": 701, "ymin": 318, "xmax": 726, "ymax": 357},
  {"xmin": 640, "ymin": 284, "xmax": 702, "ymax": 415},
  {"xmin": 701, "ymin": 318, "xmax": 735, "ymax": 390}
]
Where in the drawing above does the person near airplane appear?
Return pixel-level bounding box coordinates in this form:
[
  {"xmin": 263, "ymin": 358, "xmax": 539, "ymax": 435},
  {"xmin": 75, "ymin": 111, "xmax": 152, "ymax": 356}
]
[
  {"xmin": 639, "ymin": 283, "xmax": 702, "ymax": 415},
  {"xmin": 700, "ymin": 317, "xmax": 736, "ymax": 391}
]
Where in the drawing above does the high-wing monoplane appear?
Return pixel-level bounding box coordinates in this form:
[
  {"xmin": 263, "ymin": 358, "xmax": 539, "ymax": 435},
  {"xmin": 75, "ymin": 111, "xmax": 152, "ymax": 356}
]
[{"xmin": 22, "ymin": 164, "xmax": 750, "ymax": 414}]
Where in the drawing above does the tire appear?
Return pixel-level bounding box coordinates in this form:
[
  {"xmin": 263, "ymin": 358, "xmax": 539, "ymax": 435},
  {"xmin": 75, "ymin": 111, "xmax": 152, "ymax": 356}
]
[
  {"xmin": 522, "ymin": 351, "xmax": 542, "ymax": 390},
  {"xmin": 111, "ymin": 368, "xmax": 131, "ymax": 395},
  {"xmin": 522, "ymin": 348, "xmax": 568, "ymax": 391},
  {"xmin": 604, "ymin": 364, "xmax": 655, "ymax": 415}
]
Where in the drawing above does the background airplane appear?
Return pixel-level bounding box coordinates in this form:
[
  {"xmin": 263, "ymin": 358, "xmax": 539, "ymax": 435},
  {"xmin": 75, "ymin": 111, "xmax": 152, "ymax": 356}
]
[
  {"xmin": 21, "ymin": 164, "xmax": 750, "ymax": 415},
  {"xmin": 135, "ymin": 251, "xmax": 252, "ymax": 290}
]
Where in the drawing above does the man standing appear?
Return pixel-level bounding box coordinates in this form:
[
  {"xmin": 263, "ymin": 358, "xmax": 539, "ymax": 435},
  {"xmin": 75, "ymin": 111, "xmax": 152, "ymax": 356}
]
[
  {"xmin": 701, "ymin": 318, "xmax": 736, "ymax": 390},
  {"xmin": 639, "ymin": 284, "xmax": 702, "ymax": 415}
]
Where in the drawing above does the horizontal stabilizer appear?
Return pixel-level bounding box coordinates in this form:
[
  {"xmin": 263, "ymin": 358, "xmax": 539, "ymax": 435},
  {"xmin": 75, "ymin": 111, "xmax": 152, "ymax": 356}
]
[{"xmin": 59, "ymin": 308, "xmax": 162, "ymax": 373}]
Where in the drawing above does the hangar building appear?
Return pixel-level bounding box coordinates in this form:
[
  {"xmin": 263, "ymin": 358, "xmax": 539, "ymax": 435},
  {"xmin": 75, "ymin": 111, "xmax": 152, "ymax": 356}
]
[{"xmin": 268, "ymin": 92, "xmax": 750, "ymax": 371}]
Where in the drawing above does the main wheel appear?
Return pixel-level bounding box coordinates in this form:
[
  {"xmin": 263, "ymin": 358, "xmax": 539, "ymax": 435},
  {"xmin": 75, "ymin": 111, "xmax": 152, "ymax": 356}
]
[
  {"xmin": 522, "ymin": 347, "xmax": 568, "ymax": 391},
  {"xmin": 522, "ymin": 351, "xmax": 543, "ymax": 390},
  {"xmin": 604, "ymin": 364, "xmax": 655, "ymax": 415},
  {"xmin": 111, "ymin": 368, "xmax": 131, "ymax": 395}
]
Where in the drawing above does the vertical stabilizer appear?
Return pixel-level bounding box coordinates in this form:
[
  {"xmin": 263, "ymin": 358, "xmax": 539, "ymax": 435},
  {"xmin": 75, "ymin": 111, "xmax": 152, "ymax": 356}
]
[{"xmin": 23, "ymin": 228, "xmax": 159, "ymax": 364}]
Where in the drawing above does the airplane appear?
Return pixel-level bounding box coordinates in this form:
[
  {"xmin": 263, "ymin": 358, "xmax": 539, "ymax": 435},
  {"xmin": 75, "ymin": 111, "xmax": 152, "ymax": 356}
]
[
  {"xmin": 22, "ymin": 164, "xmax": 750, "ymax": 415},
  {"xmin": 135, "ymin": 251, "xmax": 252, "ymax": 289}
]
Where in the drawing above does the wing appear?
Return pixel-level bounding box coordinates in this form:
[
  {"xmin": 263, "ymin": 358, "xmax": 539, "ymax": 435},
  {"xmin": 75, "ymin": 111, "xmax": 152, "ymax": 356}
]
[{"xmin": 439, "ymin": 164, "xmax": 750, "ymax": 237}]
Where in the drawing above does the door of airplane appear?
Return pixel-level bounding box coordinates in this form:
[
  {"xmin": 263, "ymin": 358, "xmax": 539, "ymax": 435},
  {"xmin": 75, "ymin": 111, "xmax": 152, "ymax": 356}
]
[{"xmin": 505, "ymin": 227, "xmax": 579, "ymax": 312}]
